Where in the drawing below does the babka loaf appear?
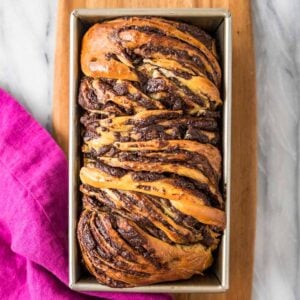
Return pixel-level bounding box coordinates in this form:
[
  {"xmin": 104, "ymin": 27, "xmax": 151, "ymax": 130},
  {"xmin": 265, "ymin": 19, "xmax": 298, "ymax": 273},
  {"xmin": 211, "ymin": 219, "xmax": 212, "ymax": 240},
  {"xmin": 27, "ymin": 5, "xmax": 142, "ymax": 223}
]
[{"xmin": 77, "ymin": 16, "xmax": 225, "ymax": 288}]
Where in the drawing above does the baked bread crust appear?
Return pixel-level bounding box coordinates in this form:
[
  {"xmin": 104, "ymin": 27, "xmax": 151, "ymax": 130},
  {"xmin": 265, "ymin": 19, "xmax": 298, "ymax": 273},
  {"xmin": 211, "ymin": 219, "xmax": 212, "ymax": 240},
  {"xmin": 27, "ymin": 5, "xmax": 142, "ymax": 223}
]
[{"xmin": 77, "ymin": 17, "xmax": 225, "ymax": 288}]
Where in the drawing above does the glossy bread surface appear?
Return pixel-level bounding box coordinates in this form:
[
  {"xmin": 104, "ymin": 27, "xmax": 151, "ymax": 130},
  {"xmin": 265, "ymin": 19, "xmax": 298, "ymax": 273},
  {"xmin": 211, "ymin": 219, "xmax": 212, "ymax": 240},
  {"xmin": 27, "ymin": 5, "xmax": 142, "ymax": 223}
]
[{"xmin": 77, "ymin": 16, "xmax": 224, "ymax": 288}]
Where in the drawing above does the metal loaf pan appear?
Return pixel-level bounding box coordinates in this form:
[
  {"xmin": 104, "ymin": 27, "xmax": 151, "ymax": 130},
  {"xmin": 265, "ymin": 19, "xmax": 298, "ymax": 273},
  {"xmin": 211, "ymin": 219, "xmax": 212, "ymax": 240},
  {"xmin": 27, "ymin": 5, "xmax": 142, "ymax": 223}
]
[{"xmin": 69, "ymin": 8, "xmax": 232, "ymax": 293}]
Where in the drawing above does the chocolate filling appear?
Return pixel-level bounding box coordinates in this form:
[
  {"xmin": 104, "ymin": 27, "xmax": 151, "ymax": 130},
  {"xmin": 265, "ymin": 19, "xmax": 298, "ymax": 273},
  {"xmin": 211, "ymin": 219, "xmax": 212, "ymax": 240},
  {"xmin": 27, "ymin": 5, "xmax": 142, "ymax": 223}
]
[
  {"xmin": 82, "ymin": 184, "xmax": 219, "ymax": 245},
  {"xmin": 115, "ymin": 24, "xmax": 219, "ymax": 85},
  {"xmin": 116, "ymin": 220, "xmax": 163, "ymax": 269},
  {"xmin": 115, "ymin": 150, "xmax": 217, "ymax": 183},
  {"xmin": 95, "ymin": 161, "xmax": 127, "ymax": 177},
  {"xmin": 138, "ymin": 44, "xmax": 216, "ymax": 85},
  {"xmin": 145, "ymin": 78, "xmax": 168, "ymax": 93},
  {"xmin": 92, "ymin": 161, "xmax": 221, "ymax": 209},
  {"xmin": 176, "ymin": 23, "xmax": 213, "ymax": 49},
  {"xmin": 127, "ymin": 111, "xmax": 181, "ymax": 126},
  {"xmin": 78, "ymin": 16, "xmax": 224, "ymax": 287},
  {"xmin": 132, "ymin": 171, "xmax": 165, "ymax": 182},
  {"xmin": 112, "ymin": 81, "xmax": 129, "ymax": 96}
]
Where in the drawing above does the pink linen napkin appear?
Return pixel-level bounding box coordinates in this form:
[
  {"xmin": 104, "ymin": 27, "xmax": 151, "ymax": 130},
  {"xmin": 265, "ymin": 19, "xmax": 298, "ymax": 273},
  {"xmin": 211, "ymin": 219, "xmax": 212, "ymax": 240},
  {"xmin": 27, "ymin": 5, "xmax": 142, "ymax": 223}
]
[{"xmin": 0, "ymin": 88, "xmax": 172, "ymax": 300}]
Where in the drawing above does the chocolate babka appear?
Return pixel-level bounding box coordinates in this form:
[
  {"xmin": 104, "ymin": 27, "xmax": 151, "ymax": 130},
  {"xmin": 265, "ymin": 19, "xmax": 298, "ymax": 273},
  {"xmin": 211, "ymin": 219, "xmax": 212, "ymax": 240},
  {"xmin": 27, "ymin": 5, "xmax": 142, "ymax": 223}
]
[{"xmin": 77, "ymin": 16, "xmax": 225, "ymax": 288}]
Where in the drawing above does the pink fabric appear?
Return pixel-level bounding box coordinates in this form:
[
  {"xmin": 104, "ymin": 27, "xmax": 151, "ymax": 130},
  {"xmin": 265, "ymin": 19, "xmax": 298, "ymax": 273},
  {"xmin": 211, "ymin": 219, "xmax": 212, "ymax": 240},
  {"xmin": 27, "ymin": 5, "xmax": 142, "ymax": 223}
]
[{"xmin": 0, "ymin": 88, "xmax": 172, "ymax": 300}]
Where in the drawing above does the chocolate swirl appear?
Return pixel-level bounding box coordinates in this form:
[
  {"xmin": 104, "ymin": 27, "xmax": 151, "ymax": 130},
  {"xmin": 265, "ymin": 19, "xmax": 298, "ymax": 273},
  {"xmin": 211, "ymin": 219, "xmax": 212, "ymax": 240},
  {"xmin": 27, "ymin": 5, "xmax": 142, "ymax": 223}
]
[{"xmin": 77, "ymin": 16, "xmax": 224, "ymax": 288}]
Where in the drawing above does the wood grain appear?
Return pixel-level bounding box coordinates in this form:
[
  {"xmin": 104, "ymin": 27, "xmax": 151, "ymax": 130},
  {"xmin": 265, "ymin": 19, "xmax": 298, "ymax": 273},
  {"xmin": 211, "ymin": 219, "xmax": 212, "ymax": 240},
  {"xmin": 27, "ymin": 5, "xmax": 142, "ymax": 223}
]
[{"xmin": 53, "ymin": 0, "xmax": 257, "ymax": 299}]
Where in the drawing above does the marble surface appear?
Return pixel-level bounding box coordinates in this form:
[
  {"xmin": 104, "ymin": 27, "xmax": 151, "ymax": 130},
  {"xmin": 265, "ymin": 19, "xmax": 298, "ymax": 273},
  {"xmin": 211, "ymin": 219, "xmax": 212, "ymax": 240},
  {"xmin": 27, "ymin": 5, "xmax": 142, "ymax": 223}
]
[
  {"xmin": 0, "ymin": 0, "xmax": 57, "ymax": 131},
  {"xmin": 252, "ymin": 1, "xmax": 300, "ymax": 299},
  {"xmin": 0, "ymin": 0, "xmax": 299, "ymax": 299}
]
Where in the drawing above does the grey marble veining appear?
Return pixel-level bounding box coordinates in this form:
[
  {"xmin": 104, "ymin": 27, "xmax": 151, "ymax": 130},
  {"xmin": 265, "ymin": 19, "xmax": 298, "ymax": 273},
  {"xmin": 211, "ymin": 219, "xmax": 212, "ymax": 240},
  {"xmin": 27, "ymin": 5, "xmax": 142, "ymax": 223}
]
[
  {"xmin": 252, "ymin": 0, "xmax": 300, "ymax": 299},
  {"xmin": 0, "ymin": 0, "xmax": 57, "ymax": 130},
  {"xmin": 0, "ymin": 0, "xmax": 299, "ymax": 299}
]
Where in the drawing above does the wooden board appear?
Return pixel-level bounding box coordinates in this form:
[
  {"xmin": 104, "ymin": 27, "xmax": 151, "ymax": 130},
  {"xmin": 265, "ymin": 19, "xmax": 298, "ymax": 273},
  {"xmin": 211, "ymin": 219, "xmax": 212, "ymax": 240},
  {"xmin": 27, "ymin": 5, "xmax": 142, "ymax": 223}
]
[{"xmin": 53, "ymin": 0, "xmax": 257, "ymax": 299}]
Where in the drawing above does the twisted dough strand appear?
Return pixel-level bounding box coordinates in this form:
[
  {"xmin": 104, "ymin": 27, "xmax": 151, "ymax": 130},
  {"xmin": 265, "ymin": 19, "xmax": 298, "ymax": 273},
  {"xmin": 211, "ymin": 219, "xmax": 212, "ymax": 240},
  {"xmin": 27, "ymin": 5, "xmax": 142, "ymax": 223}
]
[{"xmin": 77, "ymin": 17, "xmax": 224, "ymax": 287}]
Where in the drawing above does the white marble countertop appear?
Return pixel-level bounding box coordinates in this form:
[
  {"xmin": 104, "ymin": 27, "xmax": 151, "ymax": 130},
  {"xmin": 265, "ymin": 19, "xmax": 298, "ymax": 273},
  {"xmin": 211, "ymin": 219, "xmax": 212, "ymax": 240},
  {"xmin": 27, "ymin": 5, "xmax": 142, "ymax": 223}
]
[{"xmin": 0, "ymin": 0, "xmax": 299, "ymax": 299}]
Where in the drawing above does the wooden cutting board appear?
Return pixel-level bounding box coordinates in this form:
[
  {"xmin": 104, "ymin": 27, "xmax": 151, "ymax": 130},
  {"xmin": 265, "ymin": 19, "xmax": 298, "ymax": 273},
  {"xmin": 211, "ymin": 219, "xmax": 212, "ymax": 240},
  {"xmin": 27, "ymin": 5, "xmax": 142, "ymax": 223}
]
[{"xmin": 53, "ymin": 0, "xmax": 257, "ymax": 299}]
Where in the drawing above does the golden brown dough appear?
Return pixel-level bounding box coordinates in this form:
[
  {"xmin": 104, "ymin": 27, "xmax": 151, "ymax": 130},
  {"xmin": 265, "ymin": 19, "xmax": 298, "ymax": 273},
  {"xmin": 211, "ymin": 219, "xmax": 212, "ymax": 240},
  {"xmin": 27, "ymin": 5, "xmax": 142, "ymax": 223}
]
[
  {"xmin": 81, "ymin": 17, "xmax": 221, "ymax": 88},
  {"xmin": 77, "ymin": 16, "xmax": 224, "ymax": 288}
]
